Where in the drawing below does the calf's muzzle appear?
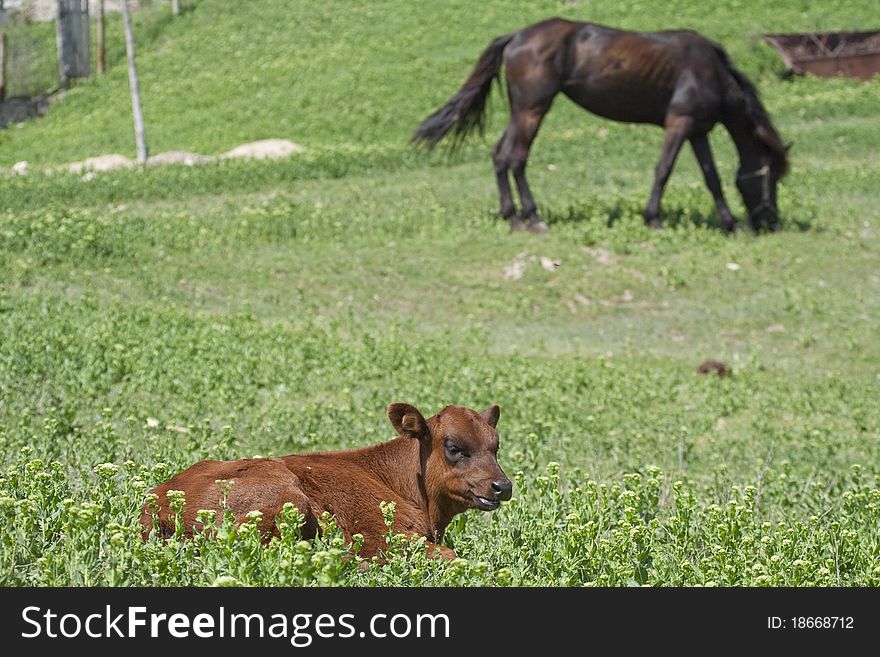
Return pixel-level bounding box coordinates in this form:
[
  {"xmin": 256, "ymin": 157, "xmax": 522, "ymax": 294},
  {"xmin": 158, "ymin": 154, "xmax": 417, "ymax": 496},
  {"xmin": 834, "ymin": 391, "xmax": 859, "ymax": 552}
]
[{"xmin": 492, "ymin": 478, "xmax": 513, "ymax": 501}]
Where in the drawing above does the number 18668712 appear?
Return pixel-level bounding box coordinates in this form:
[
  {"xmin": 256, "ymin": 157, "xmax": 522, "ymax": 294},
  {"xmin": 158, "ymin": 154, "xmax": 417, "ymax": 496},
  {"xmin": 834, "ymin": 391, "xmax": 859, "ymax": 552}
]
[{"xmin": 768, "ymin": 616, "xmax": 854, "ymax": 630}]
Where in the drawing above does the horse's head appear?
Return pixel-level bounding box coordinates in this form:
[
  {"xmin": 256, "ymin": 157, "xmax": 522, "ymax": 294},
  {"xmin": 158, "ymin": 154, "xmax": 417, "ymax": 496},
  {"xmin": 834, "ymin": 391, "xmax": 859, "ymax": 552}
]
[{"xmin": 736, "ymin": 131, "xmax": 790, "ymax": 232}]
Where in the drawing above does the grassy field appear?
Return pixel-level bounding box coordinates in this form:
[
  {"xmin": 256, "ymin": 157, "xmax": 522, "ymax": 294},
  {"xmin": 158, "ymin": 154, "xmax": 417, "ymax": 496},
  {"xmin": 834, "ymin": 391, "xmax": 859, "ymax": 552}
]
[{"xmin": 0, "ymin": 0, "xmax": 878, "ymax": 586}]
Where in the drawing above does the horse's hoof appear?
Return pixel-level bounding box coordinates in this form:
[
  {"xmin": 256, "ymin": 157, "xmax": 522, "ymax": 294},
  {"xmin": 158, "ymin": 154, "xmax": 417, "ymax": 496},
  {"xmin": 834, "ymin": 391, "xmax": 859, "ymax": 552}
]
[
  {"xmin": 509, "ymin": 217, "xmax": 529, "ymax": 232},
  {"xmin": 527, "ymin": 219, "xmax": 550, "ymax": 235},
  {"xmin": 646, "ymin": 220, "xmax": 662, "ymax": 230}
]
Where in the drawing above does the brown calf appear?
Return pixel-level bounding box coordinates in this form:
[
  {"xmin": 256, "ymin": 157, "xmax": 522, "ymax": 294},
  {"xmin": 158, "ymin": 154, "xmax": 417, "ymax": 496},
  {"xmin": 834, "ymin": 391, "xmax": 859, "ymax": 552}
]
[{"xmin": 140, "ymin": 403, "xmax": 512, "ymax": 559}]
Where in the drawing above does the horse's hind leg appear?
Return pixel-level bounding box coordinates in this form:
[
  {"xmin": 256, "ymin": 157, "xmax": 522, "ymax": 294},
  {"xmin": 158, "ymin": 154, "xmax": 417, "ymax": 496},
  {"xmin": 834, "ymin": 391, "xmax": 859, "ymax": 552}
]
[
  {"xmin": 644, "ymin": 115, "xmax": 693, "ymax": 228},
  {"xmin": 508, "ymin": 104, "xmax": 552, "ymax": 234},
  {"xmin": 495, "ymin": 44, "xmax": 559, "ymax": 234},
  {"xmin": 492, "ymin": 127, "xmax": 517, "ymax": 223},
  {"xmin": 493, "ymin": 109, "xmax": 549, "ymax": 233},
  {"xmin": 689, "ymin": 133, "xmax": 738, "ymax": 233}
]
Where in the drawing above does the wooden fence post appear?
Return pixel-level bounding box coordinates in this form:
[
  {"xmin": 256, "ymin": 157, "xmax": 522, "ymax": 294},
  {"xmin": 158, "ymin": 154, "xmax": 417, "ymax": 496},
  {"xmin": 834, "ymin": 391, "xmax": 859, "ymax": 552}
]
[
  {"xmin": 0, "ymin": 32, "xmax": 6, "ymax": 103},
  {"xmin": 55, "ymin": 1, "xmax": 67, "ymax": 87},
  {"xmin": 56, "ymin": 0, "xmax": 91, "ymax": 87},
  {"xmin": 171, "ymin": 0, "xmax": 180, "ymax": 16},
  {"xmin": 96, "ymin": 0, "xmax": 105, "ymax": 74},
  {"xmin": 119, "ymin": 0, "xmax": 148, "ymax": 165}
]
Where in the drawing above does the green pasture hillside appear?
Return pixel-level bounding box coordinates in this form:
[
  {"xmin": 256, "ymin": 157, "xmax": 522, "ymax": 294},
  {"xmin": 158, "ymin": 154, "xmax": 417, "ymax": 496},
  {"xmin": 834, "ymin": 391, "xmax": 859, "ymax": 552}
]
[{"xmin": 0, "ymin": 0, "xmax": 877, "ymax": 166}]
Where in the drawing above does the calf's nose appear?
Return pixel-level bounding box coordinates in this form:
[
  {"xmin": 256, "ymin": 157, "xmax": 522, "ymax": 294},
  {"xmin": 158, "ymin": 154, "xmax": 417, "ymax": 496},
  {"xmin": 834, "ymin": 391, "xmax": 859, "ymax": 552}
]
[{"xmin": 491, "ymin": 479, "xmax": 513, "ymax": 501}]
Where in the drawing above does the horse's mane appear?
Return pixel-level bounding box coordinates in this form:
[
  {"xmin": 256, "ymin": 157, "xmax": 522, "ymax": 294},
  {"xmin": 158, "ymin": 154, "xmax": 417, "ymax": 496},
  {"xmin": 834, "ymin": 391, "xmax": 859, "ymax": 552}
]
[{"xmin": 713, "ymin": 45, "xmax": 789, "ymax": 177}]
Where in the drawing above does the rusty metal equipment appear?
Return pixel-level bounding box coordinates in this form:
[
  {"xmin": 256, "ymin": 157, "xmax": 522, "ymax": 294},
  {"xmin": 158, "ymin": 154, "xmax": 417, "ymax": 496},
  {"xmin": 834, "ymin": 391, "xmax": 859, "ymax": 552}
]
[{"xmin": 763, "ymin": 31, "xmax": 880, "ymax": 81}]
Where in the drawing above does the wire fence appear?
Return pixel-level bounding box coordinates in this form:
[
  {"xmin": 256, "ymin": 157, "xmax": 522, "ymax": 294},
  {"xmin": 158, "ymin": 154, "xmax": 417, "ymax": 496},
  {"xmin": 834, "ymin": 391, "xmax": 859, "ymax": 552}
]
[{"xmin": 2, "ymin": 18, "xmax": 57, "ymax": 97}]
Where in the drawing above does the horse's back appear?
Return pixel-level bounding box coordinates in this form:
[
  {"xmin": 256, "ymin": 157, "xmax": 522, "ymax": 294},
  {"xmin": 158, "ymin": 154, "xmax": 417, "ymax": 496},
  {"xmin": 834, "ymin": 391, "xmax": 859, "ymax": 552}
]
[{"xmin": 509, "ymin": 20, "xmax": 727, "ymax": 125}]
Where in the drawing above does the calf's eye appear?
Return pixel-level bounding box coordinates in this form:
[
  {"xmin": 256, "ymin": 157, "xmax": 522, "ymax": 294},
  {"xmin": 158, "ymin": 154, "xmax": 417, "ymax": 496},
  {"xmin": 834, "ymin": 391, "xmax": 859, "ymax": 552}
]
[{"xmin": 445, "ymin": 443, "xmax": 466, "ymax": 462}]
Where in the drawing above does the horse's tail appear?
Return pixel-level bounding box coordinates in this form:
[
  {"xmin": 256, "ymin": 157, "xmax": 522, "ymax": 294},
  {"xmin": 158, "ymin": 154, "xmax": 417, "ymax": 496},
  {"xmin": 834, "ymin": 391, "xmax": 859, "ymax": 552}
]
[
  {"xmin": 713, "ymin": 44, "xmax": 789, "ymax": 177},
  {"xmin": 411, "ymin": 33, "xmax": 515, "ymax": 149}
]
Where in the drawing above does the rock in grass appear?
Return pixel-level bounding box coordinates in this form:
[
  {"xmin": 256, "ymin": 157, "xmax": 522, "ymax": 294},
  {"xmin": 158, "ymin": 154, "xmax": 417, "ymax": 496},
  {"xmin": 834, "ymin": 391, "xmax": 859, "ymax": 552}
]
[
  {"xmin": 148, "ymin": 151, "xmax": 214, "ymax": 166},
  {"xmin": 697, "ymin": 359, "xmax": 731, "ymax": 378},
  {"xmin": 220, "ymin": 139, "xmax": 303, "ymax": 160}
]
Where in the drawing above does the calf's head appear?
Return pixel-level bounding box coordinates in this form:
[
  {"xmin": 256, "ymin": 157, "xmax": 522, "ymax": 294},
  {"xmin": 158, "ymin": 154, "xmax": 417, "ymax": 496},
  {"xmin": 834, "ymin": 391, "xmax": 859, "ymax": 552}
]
[{"xmin": 388, "ymin": 403, "xmax": 512, "ymax": 515}]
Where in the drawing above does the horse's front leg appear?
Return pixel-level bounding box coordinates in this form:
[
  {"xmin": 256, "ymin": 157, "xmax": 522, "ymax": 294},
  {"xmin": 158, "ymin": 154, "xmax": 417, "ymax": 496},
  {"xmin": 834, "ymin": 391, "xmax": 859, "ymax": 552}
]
[
  {"xmin": 690, "ymin": 133, "xmax": 739, "ymax": 233},
  {"xmin": 644, "ymin": 115, "xmax": 693, "ymax": 228}
]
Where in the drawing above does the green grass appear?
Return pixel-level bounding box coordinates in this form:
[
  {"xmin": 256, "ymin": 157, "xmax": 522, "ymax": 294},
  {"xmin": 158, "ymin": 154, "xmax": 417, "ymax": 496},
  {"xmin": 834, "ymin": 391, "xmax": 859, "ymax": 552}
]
[{"xmin": 0, "ymin": 0, "xmax": 879, "ymax": 586}]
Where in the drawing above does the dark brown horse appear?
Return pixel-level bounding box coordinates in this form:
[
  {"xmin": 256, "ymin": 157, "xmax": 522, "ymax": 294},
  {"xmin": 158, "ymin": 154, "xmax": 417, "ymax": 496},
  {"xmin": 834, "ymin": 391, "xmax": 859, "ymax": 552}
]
[{"xmin": 413, "ymin": 18, "xmax": 789, "ymax": 234}]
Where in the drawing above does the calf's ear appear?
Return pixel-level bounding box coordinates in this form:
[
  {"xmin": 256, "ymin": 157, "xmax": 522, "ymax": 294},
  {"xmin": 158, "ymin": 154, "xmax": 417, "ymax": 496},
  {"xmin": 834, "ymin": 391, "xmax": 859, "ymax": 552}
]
[
  {"xmin": 387, "ymin": 403, "xmax": 430, "ymax": 440},
  {"xmin": 481, "ymin": 404, "xmax": 500, "ymax": 428}
]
